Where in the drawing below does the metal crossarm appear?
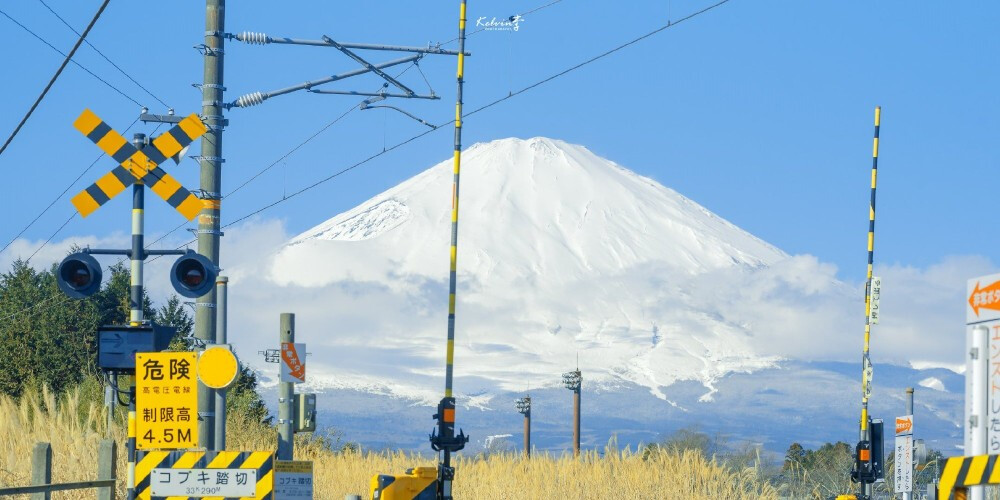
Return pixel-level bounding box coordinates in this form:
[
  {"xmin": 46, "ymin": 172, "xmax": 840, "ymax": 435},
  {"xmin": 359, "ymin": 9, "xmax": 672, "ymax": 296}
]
[
  {"xmin": 322, "ymin": 36, "xmax": 416, "ymax": 96},
  {"xmin": 70, "ymin": 109, "xmax": 207, "ymax": 220}
]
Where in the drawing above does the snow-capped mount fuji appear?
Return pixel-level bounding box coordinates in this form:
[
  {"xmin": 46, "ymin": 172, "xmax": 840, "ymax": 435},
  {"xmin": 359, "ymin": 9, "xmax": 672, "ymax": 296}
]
[
  {"xmin": 271, "ymin": 137, "xmax": 787, "ymax": 400},
  {"xmin": 238, "ymin": 137, "xmax": 962, "ymax": 452}
]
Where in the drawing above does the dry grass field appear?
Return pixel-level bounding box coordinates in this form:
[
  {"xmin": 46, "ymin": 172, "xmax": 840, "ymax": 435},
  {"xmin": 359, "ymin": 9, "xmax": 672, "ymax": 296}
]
[{"xmin": 0, "ymin": 387, "xmax": 779, "ymax": 499}]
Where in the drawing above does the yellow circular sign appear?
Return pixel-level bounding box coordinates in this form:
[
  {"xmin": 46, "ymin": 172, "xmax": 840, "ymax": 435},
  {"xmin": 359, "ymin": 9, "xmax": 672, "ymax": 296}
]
[{"xmin": 198, "ymin": 346, "xmax": 240, "ymax": 389}]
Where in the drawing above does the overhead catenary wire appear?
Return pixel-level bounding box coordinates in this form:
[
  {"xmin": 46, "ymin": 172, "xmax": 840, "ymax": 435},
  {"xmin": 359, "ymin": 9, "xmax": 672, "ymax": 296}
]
[
  {"xmin": 6, "ymin": 0, "xmax": 732, "ymax": 321},
  {"xmin": 0, "ymin": 7, "xmax": 141, "ymax": 109},
  {"xmin": 222, "ymin": 0, "xmax": 733, "ymax": 227},
  {"xmin": 0, "ymin": 0, "xmax": 130, "ymax": 158},
  {"xmin": 225, "ymin": 63, "xmax": 420, "ymax": 200},
  {"xmin": 36, "ymin": 0, "xmax": 170, "ymax": 109},
  {"xmin": 26, "ymin": 212, "xmax": 75, "ymax": 263},
  {"xmin": 2, "ymin": 119, "xmax": 172, "ymax": 271},
  {"xmin": 0, "ymin": 117, "xmax": 141, "ymax": 256}
]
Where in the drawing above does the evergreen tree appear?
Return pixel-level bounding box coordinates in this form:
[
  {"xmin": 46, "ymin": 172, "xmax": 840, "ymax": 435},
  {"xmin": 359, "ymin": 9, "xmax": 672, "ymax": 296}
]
[
  {"xmin": 0, "ymin": 260, "xmax": 100, "ymax": 396},
  {"xmin": 155, "ymin": 294, "xmax": 195, "ymax": 350},
  {"xmin": 0, "ymin": 257, "xmax": 272, "ymax": 425}
]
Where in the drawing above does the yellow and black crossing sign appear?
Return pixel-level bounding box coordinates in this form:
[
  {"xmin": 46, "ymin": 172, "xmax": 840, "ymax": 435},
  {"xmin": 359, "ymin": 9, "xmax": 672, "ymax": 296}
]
[
  {"xmin": 71, "ymin": 109, "xmax": 207, "ymax": 220},
  {"xmin": 135, "ymin": 450, "xmax": 274, "ymax": 500},
  {"xmin": 938, "ymin": 454, "xmax": 1000, "ymax": 499}
]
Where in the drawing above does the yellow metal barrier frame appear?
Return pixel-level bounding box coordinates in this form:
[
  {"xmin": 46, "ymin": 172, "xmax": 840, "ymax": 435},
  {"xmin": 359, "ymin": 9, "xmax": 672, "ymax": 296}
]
[{"xmin": 938, "ymin": 454, "xmax": 1000, "ymax": 500}]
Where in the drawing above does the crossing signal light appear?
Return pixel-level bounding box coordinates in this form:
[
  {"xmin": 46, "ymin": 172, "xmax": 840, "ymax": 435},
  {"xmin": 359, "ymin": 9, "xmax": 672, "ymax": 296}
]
[
  {"xmin": 56, "ymin": 252, "xmax": 103, "ymax": 299},
  {"xmin": 170, "ymin": 252, "xmax": 218, "ymax": 298}
]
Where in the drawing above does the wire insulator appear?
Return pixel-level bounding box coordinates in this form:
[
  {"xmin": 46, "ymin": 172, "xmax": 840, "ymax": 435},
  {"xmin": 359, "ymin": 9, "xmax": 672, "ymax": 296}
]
[
  {"xmin": 233, "ymin": 91, "xmax": 266, "ymax": 108},
  {"xmin": 235, "ymin": 31, "xmax": 271, "ymax": 45}
]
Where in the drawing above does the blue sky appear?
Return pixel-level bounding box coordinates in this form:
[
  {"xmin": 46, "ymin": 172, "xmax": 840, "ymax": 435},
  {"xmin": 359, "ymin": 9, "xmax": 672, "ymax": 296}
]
[{"xmin": 0, "ymin": 0, "xmax": 997, "ymax": 284}]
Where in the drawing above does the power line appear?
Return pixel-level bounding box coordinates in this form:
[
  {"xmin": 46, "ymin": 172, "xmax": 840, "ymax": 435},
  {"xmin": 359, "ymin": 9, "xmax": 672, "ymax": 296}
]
[
  {"xmin": 224, "ymin": 0, "xmax": 733, "ymax": 227},
  {"xmin": 0, "ymin": 0, "xmax": 123, "ymax": 158},
  {"xmin": 225, "ymin": 63, "xmax": 420, "ymax": 200},
  {"xmin": 0, "ymin": 7, "xmax": 140, "ymax": 108},
  {"xmin": 225, "ymin": 104, "xmax": 357, "ymax": 199},
  {"xmin": 26, "ymin": 212, "xmax": 75, "ymax": 263},
  {"xmin": 0, "ymin": 117, "xmax": 140, "ymax": 256},
  {"xmin": 5, "ymin": 0, "xmax": 732, "ymax": 322},
  {"xmin": 37, "ymin": 0, "xmax": 170, "ymax": 109},
  {"xmin": 137, "ymin": 0, "xmax": 734, "ymax": 253}
]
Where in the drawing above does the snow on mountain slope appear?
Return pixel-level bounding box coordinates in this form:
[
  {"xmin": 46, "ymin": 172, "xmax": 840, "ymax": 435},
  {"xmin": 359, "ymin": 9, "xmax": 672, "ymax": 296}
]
[
  {"xmin": 283, "ymin": 138, "xmax": 785, "ymax": 284},
  {"xmin": 258, "ymin": 137, "xmax": 822, "ymax": 402}
]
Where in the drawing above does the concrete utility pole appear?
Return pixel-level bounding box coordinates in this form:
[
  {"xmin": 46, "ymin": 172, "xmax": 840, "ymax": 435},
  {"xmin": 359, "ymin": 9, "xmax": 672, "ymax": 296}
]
[
  {"xmin": 515, "ymin": 395, "xmax": 531, "ymax": 457},
  {"xmin": 562, "ymin": 369, "xmax": 582, "ymax": 457},
  {"xmin": 277, "ymin": 313, "xmax": 295, "ymax": 460},
  {"xmin": 214, "ymin": 276, "xmax": 229, "ymax": 451},
  {"xmin": 195, "ymin": 0, "xmax": 226, "ymax": 451}
]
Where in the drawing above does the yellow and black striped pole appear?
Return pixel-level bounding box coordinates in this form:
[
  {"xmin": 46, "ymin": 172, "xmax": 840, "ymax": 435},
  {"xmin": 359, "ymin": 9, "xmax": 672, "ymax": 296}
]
[
  {"xmin": 429, "ymin": 2, "xmax": 469, "ymax": 499},
  {"xmin": 855, "ymin": 106, "xmax": 880, "ymax": 497},
  {"xmin": 126, "ymin": 135, "xmax": 148, "ymax": 500},
  {"xmin": 445, "ymin": 0, "xmax": 466, "ymax": 405}
]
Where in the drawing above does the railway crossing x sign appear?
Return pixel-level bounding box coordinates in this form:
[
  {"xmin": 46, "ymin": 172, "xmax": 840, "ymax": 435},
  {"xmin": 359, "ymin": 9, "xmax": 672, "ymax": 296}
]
[{"xmin": 71, "ymin": 109, "xmax": 207, "ymax": 220}]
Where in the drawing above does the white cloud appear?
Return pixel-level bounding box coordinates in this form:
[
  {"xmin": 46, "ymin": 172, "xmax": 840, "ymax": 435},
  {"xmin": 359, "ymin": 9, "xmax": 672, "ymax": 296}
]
[{"xmin": 4, "ymin": 217, "xmax": 991, "ymax": 400}]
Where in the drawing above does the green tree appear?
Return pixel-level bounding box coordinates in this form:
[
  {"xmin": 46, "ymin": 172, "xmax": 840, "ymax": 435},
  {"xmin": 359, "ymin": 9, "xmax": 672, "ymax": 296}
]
[
  {"xmin": 0, "ymin": 256, "xmax": 273, "ymax": 428},
  {"xmin": 784, "ymin": 442, "xmax": 807, "ymax": 471},
  {"xmin": 227, "ymin": 366, "xmax": 271, "ymax": 424},
  {"xmin": 0, "ymin": 260, "xmax": 100, "ymax": 396},
  {"xmin": 91, "ymin": 261, "xmax": 154, "ymax": 327},
  {"xmin": 155, "ymin": 294, "xmax": 194, "ymax": 350}
]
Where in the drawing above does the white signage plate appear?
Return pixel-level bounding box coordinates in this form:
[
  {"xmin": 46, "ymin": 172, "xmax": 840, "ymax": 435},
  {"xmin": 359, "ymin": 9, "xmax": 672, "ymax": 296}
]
[
  {"xmin": 894, "ymin": 435, "xmax": 912, "ymax": 493},
  {"xmin": 275, "ymin": 460, "xmax": 314, "ymax": 499},
  {"xmin": 869, "ymin": 276, "xmax": 881, "ymax": 324},
  {"xmin": 150, "ymin": 468, "xmax": 256, "ymax": 497}
]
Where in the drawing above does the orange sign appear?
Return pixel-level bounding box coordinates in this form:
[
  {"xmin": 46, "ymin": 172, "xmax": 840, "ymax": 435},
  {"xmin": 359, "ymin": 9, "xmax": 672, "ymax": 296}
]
[
  {"xmin": 969, "ymin": 280, "xmax": 1000, "ymax": 317},
  {"xmin": 896, "ymin": 416, "xmax": 913, "ymax": 436},
  {"xmin": 280, "ymin": 342, "xmax": 306, "ymax": 383}
]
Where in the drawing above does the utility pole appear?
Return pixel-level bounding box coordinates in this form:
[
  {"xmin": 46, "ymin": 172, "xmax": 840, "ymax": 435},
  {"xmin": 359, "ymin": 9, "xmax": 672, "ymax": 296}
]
[
  {"xmin": 214, "ymin": 276, "xmax": 228, "ymax": 451},
  {"xmin": 562, "ymin": 369, "xmax": 582, "ymax": 457},
  {"xmin": 278, "ymin": 313, "xmax": 295, "ymax": 460},
  {"xmin": 515, "ymin": 395, "xmax": 531, "ymax": 457},
  {"xmin": 195, "ymin": 0, "xmax": 226, "ymax": 451}
]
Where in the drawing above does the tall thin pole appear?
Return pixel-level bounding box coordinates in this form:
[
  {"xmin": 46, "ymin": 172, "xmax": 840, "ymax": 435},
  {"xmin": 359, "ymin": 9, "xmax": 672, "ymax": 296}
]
[
  {"xmin": 126, "ymin": 134, "xmax": 146, "ymax": 500},
  {"xmin": 277, "ymin": 313, "xmax": 295, "ymax": 460},
  {"xmin": 858, "ymin": 106, "xmax": 880, "ymax": 498},
  {"xmin": 214, "ymin": 276, "xmax": 229, "ymax": 451},
  {"xmin": 903, "ymin": 387, "xmax": 913, "ymax": 500},
  {"xmin": 516, "ymin": 396, "xmax": 531, "ymax": 457},
  {"xmin": 524, "ymin": 404, "xmax": 531, "ymax": 458},
  {"xmin": 443, "ymin": 0, "xmax": 467, "ymax": 417},
  {"xmin": 431, "ymin": 3, "xmax": 469, "ymax": 499},
  {"xmin": 562, "ymin": 369, "xmax": 581, "ymax": 457},
  {"xmin": 195, "ymin": 0, "xmax": 226, "ymax": 450},
  {"xmin": 573, "ymin": 384, "xmax": 581, "ymax": 457}
]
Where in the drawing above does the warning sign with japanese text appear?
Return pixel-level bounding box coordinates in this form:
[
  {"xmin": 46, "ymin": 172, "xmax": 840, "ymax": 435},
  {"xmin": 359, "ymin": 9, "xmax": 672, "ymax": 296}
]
[
  {"xmin": 136, "ymin": 352, "xmax": 198, "ymax": 449},
  {"xmin": 151, "ymin": 468, "xmax": 256, "ymax": 497},
  {"xmin": 280, "ymin": 343, "xmax": 306, "ymax": 384},
  {"xmin": 968, "ymin": 273, "xmax": 1000, "ymax": 323},
  {"xmin": 275, "ymin": 460, "xmax": 314, "ymax": 498}
]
